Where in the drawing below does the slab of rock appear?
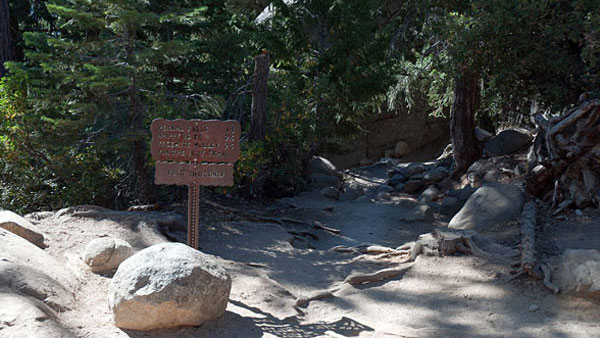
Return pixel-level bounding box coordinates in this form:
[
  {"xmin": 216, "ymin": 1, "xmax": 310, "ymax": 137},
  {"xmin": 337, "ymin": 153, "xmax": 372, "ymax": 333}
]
[
  {"xmin": 0, "ymin": 261, "xmax": 75, "ymax": 312},
  {"xmin": 554, "ymin": 249, "xmax": 600, "ymax": 299},
  {"xmin": 0, "ymin": 293, "xmax": 76, "ymax": 338},
  {"xmin": 485, "ymin": 129, "xmax": 533, "ymax": 157},
  {"xmin": 320, "ymin": 186, "xmax": 340, "ymax": 200},
  {"xmin": 83, "ymin": 238, "xmax": 134, "ymax": 273},
  {"xmin": 0, "ymin": 210, "xmax": 45, "ymax": 248},
  {"xmin": 0, "ymin": 228, "xmax": 73, "ymax": 301},
  {"xmin": 109, "ymin": 242, "xmax": 232, "ymax": 331},
  {"xmin": 449, "ymin": 183, "xmax": 524, "ymax": 232}
]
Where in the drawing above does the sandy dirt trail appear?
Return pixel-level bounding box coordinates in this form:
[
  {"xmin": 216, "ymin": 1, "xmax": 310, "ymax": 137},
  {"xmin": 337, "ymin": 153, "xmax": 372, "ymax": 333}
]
[{"xmin": 34, "ymin": 166, "xmax": 600, "ymax": 338}]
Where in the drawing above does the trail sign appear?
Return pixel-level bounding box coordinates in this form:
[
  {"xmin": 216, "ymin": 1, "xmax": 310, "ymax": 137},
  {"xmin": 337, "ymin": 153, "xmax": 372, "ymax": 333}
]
[{"xmin": 151, "ymin": 119, "xmax": 241, "ymax": 249}]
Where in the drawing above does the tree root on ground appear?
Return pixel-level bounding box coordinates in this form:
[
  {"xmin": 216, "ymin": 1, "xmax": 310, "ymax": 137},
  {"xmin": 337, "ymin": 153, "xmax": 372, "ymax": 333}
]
[
  {"xmin": 201, "ymin": 199, "xmax": 341, "ymax": 235},
  {"xmin": 296, "ymin": 228, "xmax": 518, "ymax": 309}
]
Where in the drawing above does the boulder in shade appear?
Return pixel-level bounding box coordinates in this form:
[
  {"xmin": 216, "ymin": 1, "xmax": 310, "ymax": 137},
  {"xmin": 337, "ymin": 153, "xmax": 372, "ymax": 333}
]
[
  {"xmin": 449, "ymin": 183, "xmax": 524, "ymax": 232},
  {"xmin": 485, "ymin": 129, "xmax": 533, "ymax": 157}
]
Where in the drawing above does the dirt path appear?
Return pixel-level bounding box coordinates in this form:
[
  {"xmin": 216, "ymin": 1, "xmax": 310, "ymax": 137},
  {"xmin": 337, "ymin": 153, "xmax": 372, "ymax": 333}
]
[{"xmin": 33, "ymin": 166, "xmax": 600, "ymax": 338}]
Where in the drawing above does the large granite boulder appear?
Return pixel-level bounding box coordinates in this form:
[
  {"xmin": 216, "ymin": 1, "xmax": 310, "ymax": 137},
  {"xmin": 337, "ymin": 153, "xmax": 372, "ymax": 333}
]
[
  {"xmin": 449, "ymin": 183, "xmax": 524, "ymax": 232},
  {"xmin": 554, "ymin": 249, "xmax": 600, "ymax": 299},
  {"xmin": 83, "ymin": 238, "xmax": 134, "ymax": 274},
  {"xmin": 108, "ymin": 242, "xmax": 232, "ymax": 331},
  {"xmin": 307, "ymin": 156, "xmax": 339, "ymax": 177},
  {"xmin": 0, "ymin": 210, "xmax": 45, "ymax": 248},
  {"xmin": 485, "ymin": 129, "xmax": 533, "ymax": 157}
]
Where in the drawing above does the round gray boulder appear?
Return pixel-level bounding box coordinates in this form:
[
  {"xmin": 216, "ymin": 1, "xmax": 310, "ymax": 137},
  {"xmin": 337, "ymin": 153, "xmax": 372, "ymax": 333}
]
[
  {"xmin": 108, "ymin": 243, "xmax": 231, "ymax": 331},
  {"xmin": 449, "ymin": 183, "xmax": 524, "ymax": 232},
  {"xmin": 83, "ymin": 238, "xmax": 133, "ymax": 273}
]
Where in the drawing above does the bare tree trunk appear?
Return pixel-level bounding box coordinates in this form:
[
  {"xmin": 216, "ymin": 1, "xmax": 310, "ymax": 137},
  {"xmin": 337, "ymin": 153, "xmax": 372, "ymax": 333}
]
[
  {"xmin": 0, "ymin": 0, "xmax": 14, "ymax": 77},
  {"xmin": 125, "ymin": 28, "xmax": 152, "ymax": 204},
  {"xmin": 450, "ymin": 71, "xmax": 480, "ymax": 175},
  {"xmin": 250, "ymin": 53, "xmax": 269, "ymax": 141}
]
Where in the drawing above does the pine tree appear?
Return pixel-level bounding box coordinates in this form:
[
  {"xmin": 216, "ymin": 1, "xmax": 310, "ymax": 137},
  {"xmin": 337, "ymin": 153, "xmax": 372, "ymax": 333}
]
[{"xmin": 1, "ymin": 0, "xmax": 254, "ymax": 211}]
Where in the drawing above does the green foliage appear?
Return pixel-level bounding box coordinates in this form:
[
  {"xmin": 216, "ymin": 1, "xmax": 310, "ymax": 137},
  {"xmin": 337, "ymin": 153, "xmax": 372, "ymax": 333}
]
[
  {"xmin": 1, "ymin": 0, "xmax": 256, "ymax": 212},
  {"xmin": 388, "ymin": 0, "xmax": 600, "ymax": 130},
  {"xmin": 3, "ymin": 0, "xmax": 598, "ymax": 212}
]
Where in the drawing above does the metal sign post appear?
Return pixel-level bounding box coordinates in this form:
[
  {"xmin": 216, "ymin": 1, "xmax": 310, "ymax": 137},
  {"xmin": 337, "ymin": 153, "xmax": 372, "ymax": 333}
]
[{"xmin": 151, "ymin": 119, "xmax": 241, "ymax": 249}]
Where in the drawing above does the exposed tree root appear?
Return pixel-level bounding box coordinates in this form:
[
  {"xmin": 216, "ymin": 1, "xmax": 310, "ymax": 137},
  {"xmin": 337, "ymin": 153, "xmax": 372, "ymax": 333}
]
[
  {"xmin": 201, "ymin": 199, "xmax": 341, "ymax": 235},
  {"xmin": 297, "ymin": 228, "xmax": 519, "ymax": 309},
  {"xmin": 343, "ymin": 264, "xmax": 414, "ymax": 285}
]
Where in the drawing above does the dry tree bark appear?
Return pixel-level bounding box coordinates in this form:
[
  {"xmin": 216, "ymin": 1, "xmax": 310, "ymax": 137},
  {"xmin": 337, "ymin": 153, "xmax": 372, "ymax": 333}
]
[{"xmin": 527, "ymin": 100, "xmax": 600, "ymax": 211}]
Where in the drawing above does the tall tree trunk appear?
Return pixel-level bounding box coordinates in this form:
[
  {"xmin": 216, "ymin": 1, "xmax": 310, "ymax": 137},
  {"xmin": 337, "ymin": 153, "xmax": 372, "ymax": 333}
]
[
  {"xmin": 250, "ymin": 53, "xmax": 269, "ymax": 141},
  {"xmin": 125, "ymin": 28, "xmax": 152, "ymax": 204},
  {"xmin": 0, "ymin": 0, "xmax": 14, "ymax": 77},
  {"xmin": 450, "ymin": 70, "xmax": 480, "ymax": 175}
]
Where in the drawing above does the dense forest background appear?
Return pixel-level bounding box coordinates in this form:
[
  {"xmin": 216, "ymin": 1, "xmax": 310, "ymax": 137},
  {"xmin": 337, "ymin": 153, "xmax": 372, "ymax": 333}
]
[{"xmin": 1, "ymin": 0, "xmax": 598, "ymax": 213}]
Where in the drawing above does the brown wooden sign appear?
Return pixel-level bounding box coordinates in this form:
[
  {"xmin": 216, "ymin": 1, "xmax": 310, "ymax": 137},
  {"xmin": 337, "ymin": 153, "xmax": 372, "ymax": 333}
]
[
  {"xmin": 151, "ymin": 119, "xmax": 240, "ymax": 163},
  {"xmin": 155, "ymin": 162, "xmax": 234, "ymax": 186},
  {"xmin": 151, "ymin": 118, "xmax": 240, "ymax": 250}
]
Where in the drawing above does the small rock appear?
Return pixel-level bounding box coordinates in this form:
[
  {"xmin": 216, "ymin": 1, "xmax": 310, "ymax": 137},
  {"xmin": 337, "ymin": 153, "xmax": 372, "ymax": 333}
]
[
  {"xmin": 0, "ymin": 210, "xmax": 46, "ymax": 248},
  {"xmin": 406, "ymin": 163, "xmax": 426, "ymax": 177},
  {"xmin": 424, "ymin": 167, "xmax": 448, "ymax": 184},
  {"xmin": 394, "ymin": 140, "xmax": 411, "ymax": 157},
  {"xmin": 575, "ymin": 209, "xmax": 583, "ymax": 216},
  {"xmin": 403, "ymin": 180, "xmax": 424, "ymax": 194},
  {"xmin": 409, "ymin": 173, "xmax": 425, "ymax": 181},
  {"xmin": 388, "ymin": 174, "xmax": 406, "ymax": 187},
  {"xmin": 419, "ymin": 186, "xmax": 441, "ymax": 203},
  {"xmin": 109, "ymin": 243, "xmax": 231, "ymax": 331},
  {"xmin": 528, "ymin": 304, "xmax": 539, "ymax": 312},
  {"xmin": 377, "ymin": 191, "xmax": 391, "ymax": 200},
  {"xmin": 360, "ymin": 158, "xmax": 374, "ymax": 166},
  {"xmin": 394, "ymin": 183, "xmax": 405, "ymax": 192},
  {"xmin": 378, "ymin": 185, "xmax": 395, "ymax": 194},
  {"xmin": 83, "ymin": 238, "xmax": 133, "ymax": 273},
  {"xmin": 320, "ymin": 187, "xmax": 341, "ymax": 200}
]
